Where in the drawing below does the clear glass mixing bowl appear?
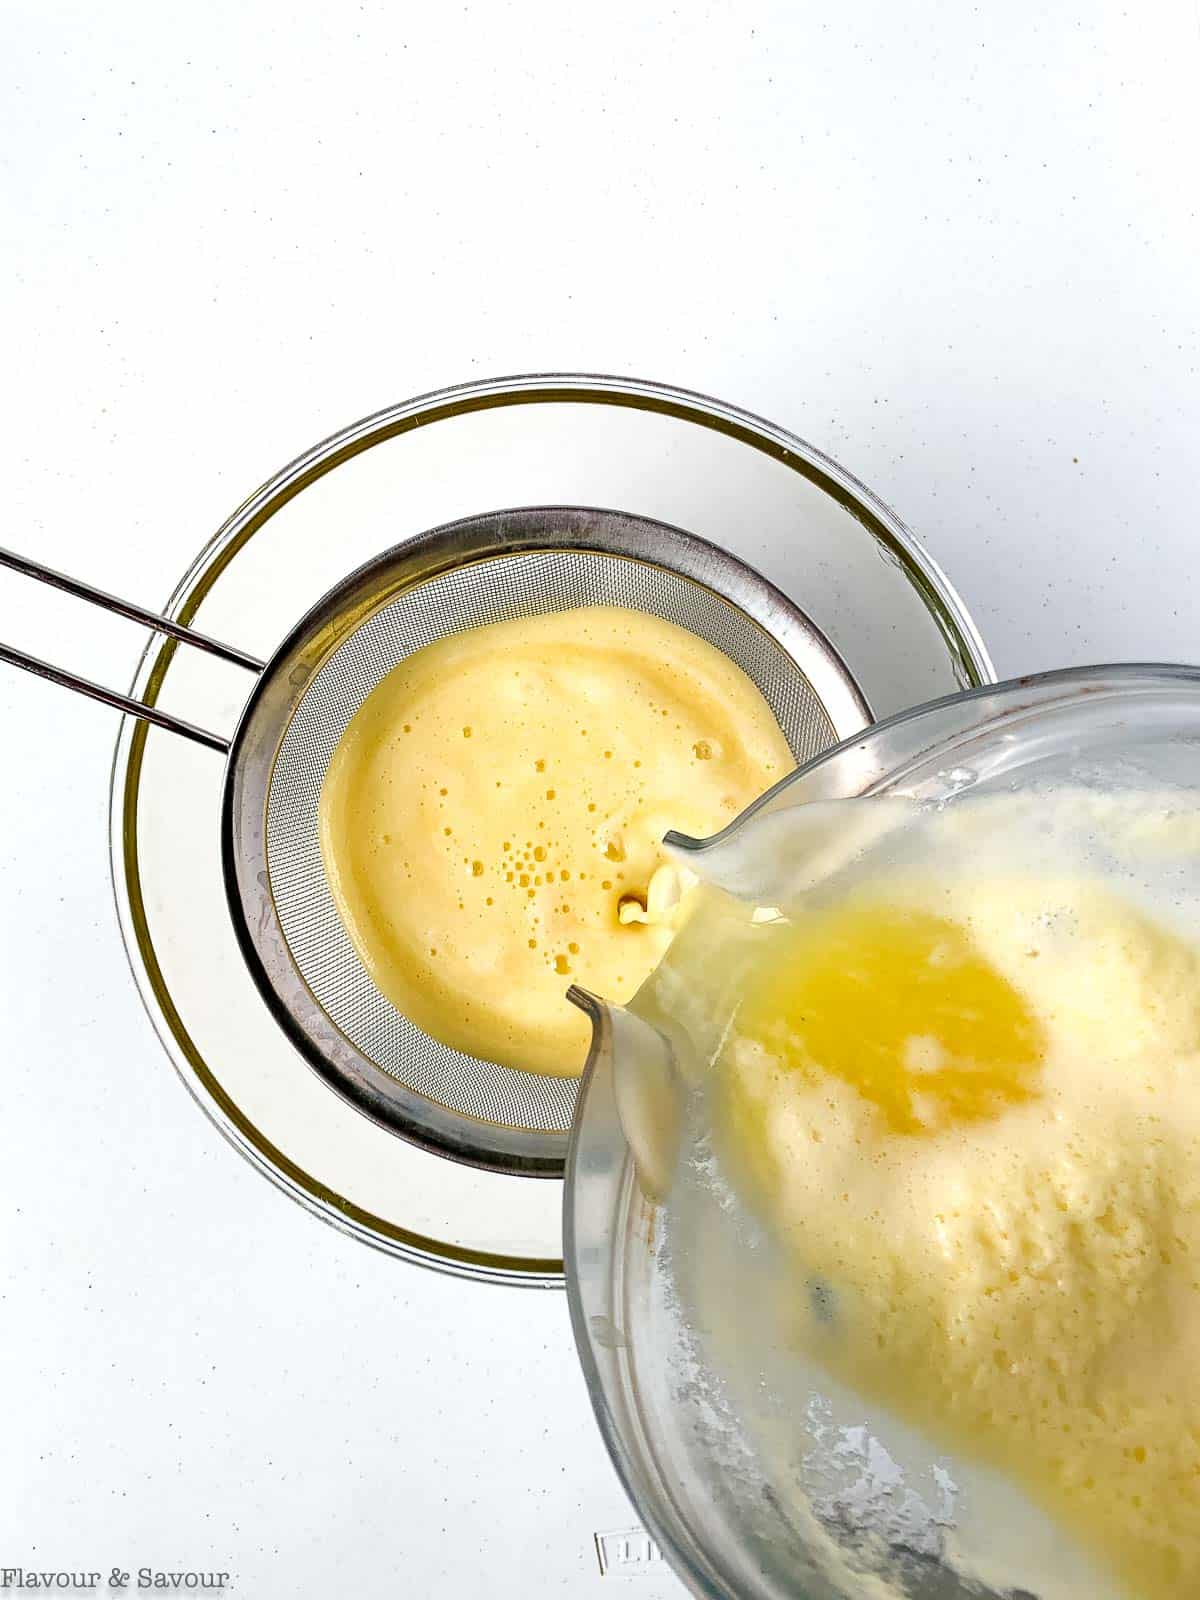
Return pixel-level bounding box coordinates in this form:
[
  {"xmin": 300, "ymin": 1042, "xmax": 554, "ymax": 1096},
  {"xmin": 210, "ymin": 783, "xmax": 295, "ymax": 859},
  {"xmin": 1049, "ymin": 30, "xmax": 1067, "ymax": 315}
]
[
  {"xmin": 109, "ymin": 373, "xmax": 993, "ymax": 1283},
  {"xmin": 565, "ymin": 663, "xmax": 1200, "ymax": 1599}
]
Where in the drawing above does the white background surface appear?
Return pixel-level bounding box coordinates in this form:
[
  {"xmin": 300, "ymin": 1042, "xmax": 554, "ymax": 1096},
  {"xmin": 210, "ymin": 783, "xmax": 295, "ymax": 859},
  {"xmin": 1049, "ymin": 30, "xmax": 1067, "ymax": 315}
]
[{"xmin": 1, "ymin": 2, "xmax": 1197, "ymax": 1595}]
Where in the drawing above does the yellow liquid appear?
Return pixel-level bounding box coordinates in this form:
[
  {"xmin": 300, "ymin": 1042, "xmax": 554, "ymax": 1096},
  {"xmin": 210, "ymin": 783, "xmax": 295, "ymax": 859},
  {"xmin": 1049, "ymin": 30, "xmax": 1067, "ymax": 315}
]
[
  {"xmin": 318, "ymin": 606, "xmax": 793, "ymax": 1075},
  {"xmin": 709, "ymin": 866, "xmax": 1200, "ymax": 1598},
  {"xmin": 731, "ymin": 901, "xmax": 1045, "ymax": 1136}
]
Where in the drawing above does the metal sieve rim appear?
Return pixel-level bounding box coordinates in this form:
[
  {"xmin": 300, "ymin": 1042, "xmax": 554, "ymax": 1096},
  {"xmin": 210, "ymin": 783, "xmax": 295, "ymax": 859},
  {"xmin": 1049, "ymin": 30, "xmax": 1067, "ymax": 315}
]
[{"xmin": 219, "ymin": 506, "xmax": 870, "ymax": 1176}]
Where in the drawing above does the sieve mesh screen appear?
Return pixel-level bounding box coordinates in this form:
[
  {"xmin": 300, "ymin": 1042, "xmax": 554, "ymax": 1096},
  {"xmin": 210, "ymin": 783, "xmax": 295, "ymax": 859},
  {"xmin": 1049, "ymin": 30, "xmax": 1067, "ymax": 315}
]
[{"xmin": 267, "ymin": 548, "xmax": 837, "ymax": 1139}]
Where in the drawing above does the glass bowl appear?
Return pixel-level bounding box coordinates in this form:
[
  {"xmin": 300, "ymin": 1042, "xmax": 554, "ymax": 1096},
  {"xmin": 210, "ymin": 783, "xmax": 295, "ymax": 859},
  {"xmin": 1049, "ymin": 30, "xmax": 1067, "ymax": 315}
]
[
  {"xmin": 565, "ymin": 663, "xmax": 1200, "ymax": 1596},
  {"xmin": 110, "ymin": 373, "xmax": 992, "ymax": 1284}
]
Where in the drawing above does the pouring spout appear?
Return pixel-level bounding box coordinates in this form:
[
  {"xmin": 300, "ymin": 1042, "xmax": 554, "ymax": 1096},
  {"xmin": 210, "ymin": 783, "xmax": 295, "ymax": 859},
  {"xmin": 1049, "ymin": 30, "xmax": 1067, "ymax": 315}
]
[{"xmin": 666, "ymin": 795, "xmax": 915, "ymax": 909}]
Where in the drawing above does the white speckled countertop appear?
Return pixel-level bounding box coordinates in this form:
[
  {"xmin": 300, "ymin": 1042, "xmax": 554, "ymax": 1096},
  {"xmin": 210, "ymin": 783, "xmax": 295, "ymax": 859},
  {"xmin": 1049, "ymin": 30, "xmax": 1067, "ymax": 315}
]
[{"xmin": 1, "ymin": 2, "xmax": 1196, "ymax": 1594}]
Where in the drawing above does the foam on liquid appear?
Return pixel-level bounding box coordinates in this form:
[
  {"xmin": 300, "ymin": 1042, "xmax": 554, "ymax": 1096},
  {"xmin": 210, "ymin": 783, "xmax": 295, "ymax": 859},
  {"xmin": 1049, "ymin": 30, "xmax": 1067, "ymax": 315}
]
[
  {"xmin": 643, "ymin": 789, "xmax": 1200, "ymax": 1597},
  {"xmin": 318, "ymin": 605, "xmax": 793, "ymax": 1074}
]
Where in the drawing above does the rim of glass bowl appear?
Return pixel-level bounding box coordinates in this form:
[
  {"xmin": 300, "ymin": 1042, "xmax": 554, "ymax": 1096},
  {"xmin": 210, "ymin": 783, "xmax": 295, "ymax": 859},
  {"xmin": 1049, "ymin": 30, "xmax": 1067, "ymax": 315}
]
[
  {"xmin": 108, "ymin": 371, "xmax": 996, "ymax": 1286},
  {"xmin": 564, "ymin": 660, "xmax": 1200, "ymax": 1591}
]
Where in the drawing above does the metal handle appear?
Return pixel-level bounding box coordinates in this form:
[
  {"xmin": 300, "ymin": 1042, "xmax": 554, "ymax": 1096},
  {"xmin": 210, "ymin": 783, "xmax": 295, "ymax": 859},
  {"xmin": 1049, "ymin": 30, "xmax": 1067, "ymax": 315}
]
[{"xmin": 0, "ymin": 547, "xmax": 265, "ymax": 754}]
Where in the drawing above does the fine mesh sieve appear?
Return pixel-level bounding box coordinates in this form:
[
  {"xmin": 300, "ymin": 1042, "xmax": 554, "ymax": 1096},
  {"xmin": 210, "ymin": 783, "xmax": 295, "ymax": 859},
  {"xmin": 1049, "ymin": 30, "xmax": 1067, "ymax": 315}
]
[{"xmin": 1, "ymin": 506, "xmax": 869, "ymax": 1177}]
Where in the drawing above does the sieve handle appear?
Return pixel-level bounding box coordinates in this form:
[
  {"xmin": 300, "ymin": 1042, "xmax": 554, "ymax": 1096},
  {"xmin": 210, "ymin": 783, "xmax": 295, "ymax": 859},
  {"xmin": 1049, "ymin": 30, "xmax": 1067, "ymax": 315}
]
[{"xmin": 0, "ymin": 546, "xmax": 265, "ymax": 755}]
